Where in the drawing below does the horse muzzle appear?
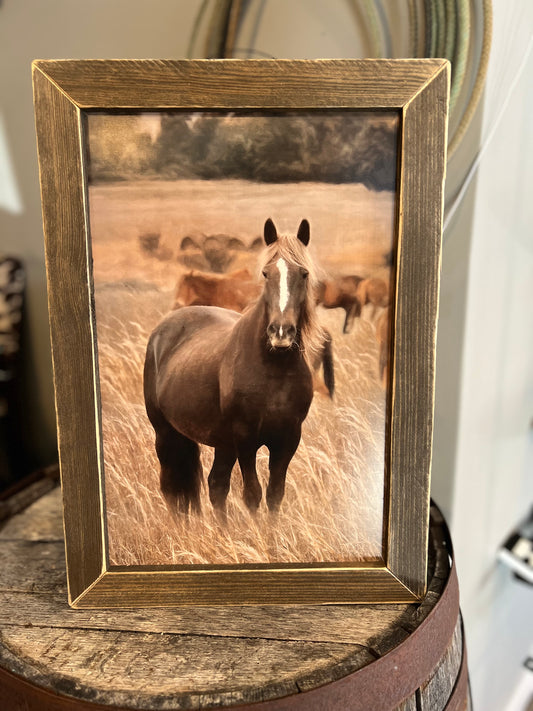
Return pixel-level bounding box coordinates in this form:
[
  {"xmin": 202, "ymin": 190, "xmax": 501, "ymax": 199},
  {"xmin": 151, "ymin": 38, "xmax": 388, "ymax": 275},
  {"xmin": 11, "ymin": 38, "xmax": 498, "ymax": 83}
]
[{"xmin": 267, "ymin": 322, "xmax": 297, "ymax": 350}]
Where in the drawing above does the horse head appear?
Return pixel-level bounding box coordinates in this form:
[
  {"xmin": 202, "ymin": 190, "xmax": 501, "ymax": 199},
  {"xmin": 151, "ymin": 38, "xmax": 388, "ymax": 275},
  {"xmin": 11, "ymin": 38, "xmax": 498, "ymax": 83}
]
[{"xmin": 260, "ymin": 218, "xmax": 312, "ymax": 351}]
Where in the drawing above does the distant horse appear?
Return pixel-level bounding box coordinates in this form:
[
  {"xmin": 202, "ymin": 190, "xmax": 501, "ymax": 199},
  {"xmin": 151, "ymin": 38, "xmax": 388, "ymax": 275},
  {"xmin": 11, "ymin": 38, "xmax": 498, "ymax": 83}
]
[
  {"xmin": 139, "ymin": 232, "xmax": 160, "ymax": 254},
  {"xmin": 173, "ymin": 268, "xmax": 261, "ymax": 313},
  {"xmin": 144, "ymin": 218, "xmax": 326, "ymax": 516},
  {"xmin": 203, "ymin": 235, "xmax": 243, "ymax": 273},
  {"xmin": 177, "ymin": 234, "xmax": 247, "ymax": 273},
  {"xmin": 138, "ymin": 232, "xmax": 172, "ymax": 261},
  {"xmin": 177, "ymin": 235, "xmax": 209, "ymax": 272},
  {"xmin": 317, "ymin": 275, "xmax": 364, "ymax": 334},
  {"xmin": 317, "ymin": 275, "xmax": 389, "ymax": 333},
  {"xmin": 358, "ymin": 277, "xmax": 389, "ymax": 320}
]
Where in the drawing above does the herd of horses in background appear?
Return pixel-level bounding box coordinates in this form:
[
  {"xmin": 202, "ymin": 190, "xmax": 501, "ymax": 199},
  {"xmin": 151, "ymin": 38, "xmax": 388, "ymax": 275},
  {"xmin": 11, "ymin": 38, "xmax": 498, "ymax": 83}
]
[
  {"xmin": 140, "ymin": 228, "xmax": 391, "ymax": 380},
  {"xmin": 141, "ymin": 221, "xmax": 391, "ymax": 517}
]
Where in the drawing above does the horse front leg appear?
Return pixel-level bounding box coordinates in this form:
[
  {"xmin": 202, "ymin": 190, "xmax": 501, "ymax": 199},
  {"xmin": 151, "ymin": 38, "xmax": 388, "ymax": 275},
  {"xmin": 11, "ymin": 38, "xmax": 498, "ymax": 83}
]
[
  {"xmin": 236, "ymin": 445, "xmax": 262, "ymax": 513},
  {"xmin": 266, "ymin": 429, "xmax": 301, "ymax": 513},
  {"xmin": 208, "ymin": 447, "xmax": 236, "ymax": 517}
]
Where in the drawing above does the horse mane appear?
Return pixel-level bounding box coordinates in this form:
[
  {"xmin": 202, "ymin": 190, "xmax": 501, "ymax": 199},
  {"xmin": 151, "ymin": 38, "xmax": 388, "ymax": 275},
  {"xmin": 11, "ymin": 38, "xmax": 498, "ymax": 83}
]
[{"xmin": 258, "ymin": 235, "xmax": 326, "ymax": 368}]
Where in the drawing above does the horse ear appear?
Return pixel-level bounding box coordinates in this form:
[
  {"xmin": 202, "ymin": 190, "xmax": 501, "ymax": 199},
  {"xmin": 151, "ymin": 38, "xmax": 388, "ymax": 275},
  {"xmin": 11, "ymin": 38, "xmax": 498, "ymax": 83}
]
[
  {"xmin": 297, "ymin": 219, "xmax": 310, "ymax": 246},
  {"xmin": 264, "ymin": 218, "xmax": 278, "ymax": 245}
]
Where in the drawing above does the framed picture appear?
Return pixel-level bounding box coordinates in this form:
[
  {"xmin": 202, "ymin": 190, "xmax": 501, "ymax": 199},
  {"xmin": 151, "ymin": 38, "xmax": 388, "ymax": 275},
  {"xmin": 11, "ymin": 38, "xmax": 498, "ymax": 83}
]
[{"xmin": 33, "ymin": 59, "xmax": 449, "ymax": 607}]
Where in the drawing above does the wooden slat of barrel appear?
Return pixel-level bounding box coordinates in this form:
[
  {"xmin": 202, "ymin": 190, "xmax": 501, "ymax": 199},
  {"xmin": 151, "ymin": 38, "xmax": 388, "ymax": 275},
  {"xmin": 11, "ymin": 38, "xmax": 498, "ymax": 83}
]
[{"xmin": 0, "ymin": 487, "xmax": 469, "ymax": 711}]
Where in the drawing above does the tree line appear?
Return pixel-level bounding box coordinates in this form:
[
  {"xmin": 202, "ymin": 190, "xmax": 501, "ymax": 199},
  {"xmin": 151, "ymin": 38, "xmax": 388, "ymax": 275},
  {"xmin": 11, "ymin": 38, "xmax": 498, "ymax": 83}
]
[{"xmin": 87, "ymin": 112, "xmax": 398, "ymax": 192}]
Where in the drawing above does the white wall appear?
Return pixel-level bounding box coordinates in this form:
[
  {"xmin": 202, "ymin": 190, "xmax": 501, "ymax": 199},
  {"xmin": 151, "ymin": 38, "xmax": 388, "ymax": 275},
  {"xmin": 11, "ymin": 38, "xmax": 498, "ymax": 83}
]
[{"xmin": 442, "ymin": 4, "xmax": 533, "ymax": 706}]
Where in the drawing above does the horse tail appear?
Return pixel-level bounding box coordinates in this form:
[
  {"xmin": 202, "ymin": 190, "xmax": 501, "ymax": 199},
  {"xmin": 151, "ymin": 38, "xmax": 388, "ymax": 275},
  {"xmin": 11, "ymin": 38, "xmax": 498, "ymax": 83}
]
[
  {"xmin": 321, "ymin": 330, "xmax": 335, "ymax": 399},
  {"xmin": 155, "ymin": 426, "xmax": 202, "ymax": 515},
  {"xmin": 144, "ymin": 334, "xmax": 202, "ymax": 515}
]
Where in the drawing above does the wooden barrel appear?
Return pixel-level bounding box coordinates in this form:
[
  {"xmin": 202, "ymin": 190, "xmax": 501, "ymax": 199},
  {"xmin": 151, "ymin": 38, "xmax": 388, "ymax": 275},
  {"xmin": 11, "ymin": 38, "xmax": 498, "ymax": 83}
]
[{"xmin": 0, "ymin": 484, "xmax": 470, "ymax": 711}]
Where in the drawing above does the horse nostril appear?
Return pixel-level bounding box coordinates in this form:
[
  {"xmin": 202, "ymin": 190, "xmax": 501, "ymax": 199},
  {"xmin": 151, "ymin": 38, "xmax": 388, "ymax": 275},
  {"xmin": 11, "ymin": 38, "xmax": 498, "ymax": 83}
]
[{"xmin": 268, "ymin": 321, "xmax": 296, "ymax": 344}]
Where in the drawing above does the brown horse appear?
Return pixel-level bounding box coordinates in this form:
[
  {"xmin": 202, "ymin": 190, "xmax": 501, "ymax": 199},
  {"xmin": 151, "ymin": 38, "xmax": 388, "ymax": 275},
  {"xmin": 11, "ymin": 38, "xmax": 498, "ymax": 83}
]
[
  {"xmin": 317, "ymin": 275, "xmax": 364, "ymax": 334},
  {"xmin": 177, "ymin": 234, "xmax": 247, "ymax": 273},
  {"xmin": 138, "ymin": 232, "xmax": 172, "ymax": 261},
  {"xmin": 317, "ymin": 275, "xmax": 389, "ymax": 333},
  {"xmin": 173, "ymin": 267, "xmax": 334, "ymax": 400},
  {"xmin": 173, "ymin": 268, "xmax": 261, "ymax": 313},
  {"xmin": 144, "ymin": 218, "xmax": 327, "ymax": 516},
  {"xmin": 358, "ymin": 277, "xmax": 389, "ymax": 319}
]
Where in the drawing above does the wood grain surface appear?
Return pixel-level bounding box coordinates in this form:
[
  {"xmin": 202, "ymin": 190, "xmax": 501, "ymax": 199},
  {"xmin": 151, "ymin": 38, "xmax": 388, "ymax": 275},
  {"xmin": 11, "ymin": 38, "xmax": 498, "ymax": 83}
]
[
  {"xmin": 388, "ymin": 60, "xmax": 449, "ymax": 599},
  {"xmin": 33, "ymin": 59, "xmax": 447, "ymax": 109},
  {"xmin": 33, "ymin": 66, "xmax": 106, "ymax": 604},
  {"xmin": 0, "ymin": 488, "xmax": 468, "ymax": 710}
]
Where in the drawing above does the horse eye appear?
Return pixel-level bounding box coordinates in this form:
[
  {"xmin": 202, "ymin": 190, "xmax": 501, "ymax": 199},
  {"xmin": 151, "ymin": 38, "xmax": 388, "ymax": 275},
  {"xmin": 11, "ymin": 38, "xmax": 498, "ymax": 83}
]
[
  {"xmin": 262, "ymin": 270, "xmax": 268, "ymax": 278},
  {"xmin": 302, "ymin": 270, "xmax": 309, "ymax": 279}
]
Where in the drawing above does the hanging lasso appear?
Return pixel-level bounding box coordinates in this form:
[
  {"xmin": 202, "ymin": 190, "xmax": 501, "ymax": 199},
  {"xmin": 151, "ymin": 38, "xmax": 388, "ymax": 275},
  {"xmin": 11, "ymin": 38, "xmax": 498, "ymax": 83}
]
[{"xmin": 187, "ymin": 0, "xmax": 492, "ymax": 159}]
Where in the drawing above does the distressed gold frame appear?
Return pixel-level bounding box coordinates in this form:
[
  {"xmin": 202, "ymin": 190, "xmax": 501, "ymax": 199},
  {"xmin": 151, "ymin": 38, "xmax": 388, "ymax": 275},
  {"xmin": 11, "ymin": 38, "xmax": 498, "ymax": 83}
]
[{"xmin": 33, "ymin": 59, "xmax": 449, "ymax": 608}]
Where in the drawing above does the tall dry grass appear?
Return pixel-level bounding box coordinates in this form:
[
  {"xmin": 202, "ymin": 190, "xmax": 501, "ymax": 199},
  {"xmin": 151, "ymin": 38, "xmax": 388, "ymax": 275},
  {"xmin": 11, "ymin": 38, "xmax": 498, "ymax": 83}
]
[{"xmin": 89, "ymin": 179, "xmax": 392, "ymax": 566}]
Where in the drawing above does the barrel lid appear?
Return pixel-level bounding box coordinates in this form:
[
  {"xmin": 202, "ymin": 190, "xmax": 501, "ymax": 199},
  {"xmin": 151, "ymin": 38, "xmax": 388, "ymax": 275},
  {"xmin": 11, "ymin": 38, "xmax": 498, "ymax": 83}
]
[{"xmin": 0, "ymin": 490, "xmax": 459, "ymax": 709}]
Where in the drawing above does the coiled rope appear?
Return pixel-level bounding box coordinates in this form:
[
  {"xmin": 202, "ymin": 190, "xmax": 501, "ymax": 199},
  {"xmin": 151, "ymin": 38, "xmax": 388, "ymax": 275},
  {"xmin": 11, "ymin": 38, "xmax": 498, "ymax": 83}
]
[{"xmin": 187, "ymin": 0, "xmax": 493, "ymax": 158}]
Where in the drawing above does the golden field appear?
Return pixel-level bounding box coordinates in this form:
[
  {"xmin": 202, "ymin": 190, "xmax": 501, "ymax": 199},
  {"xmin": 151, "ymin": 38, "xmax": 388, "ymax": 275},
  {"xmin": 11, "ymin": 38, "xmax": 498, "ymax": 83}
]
[{"xmin": 88, "ymin": 179, "xmax": 395, "ymax": 566}]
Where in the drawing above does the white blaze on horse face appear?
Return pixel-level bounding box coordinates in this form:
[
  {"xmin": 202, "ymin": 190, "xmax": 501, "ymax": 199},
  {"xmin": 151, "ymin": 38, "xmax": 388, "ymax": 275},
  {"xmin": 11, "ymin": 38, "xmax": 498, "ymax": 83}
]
[{"xmin": 277, "ymin": 258, "xmax": 289, "ymax": 312}]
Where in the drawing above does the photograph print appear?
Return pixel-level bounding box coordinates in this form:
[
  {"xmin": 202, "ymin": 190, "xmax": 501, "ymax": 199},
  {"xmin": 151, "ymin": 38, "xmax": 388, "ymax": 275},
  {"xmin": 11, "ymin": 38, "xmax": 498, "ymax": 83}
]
[{"xmin": 86, "ymin": 110, "xmax": 399, "ymax": 568}]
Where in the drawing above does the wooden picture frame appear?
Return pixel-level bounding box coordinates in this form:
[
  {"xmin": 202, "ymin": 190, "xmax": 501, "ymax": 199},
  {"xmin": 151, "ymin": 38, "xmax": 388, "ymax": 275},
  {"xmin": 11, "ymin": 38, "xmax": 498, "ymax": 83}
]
[{"xmin": 33, "ymin": 59, "xmax": 449, "ymax": 608}]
